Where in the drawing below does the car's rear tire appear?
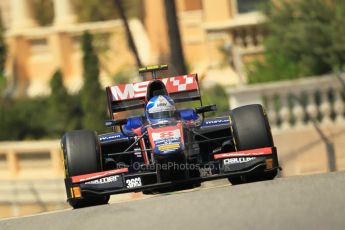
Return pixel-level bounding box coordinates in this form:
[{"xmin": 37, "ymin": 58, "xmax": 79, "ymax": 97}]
[
  {"xmin": 228, "ymin": 104, "xmax": 277, "ymax": 185},
  {"xmin": 62, "ymin": 130, "xmax": 110, "ymax": 208}
]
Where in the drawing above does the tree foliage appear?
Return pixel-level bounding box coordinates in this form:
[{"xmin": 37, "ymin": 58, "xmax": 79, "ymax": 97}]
[
  {"xmin": 0, "ymin": 97, "xmax": 49, "ymax": 140},
  {"xmin": 0, "ymin": 32, "xmax": 109, "ymax": 140},
  {"xmin": 31, "ymin": 0, "xmax": 142, "ymax": 25},
  {"xmin": 32, "ymin": 0, "xmax": 54, "ymax": 26},
  {"xmin": 0, "ymin": 70, "xmax": 84, "ymax": 140},
  {"xmin": 46, "ymin": 70, "xmax": 82, "ymax": 137},
  {"xmin": 0, "ymin": 10, "xmax": 6, "ymax": 87},
  {"xmin": 202, "ymin": 84, "xmax": 229, "ymax": 116},
  {"xmin": 80, "ymin": 31, "xmax": 107, "ymax": 132},
  {"xmin": 71, "ymin": 0, "xmax": 142, "ymax": 22},
  {"xmin": 248, "ymin": 0, "xmax": 345, "ymax": 83}
]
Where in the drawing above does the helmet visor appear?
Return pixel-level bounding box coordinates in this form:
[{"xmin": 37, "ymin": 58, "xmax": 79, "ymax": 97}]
[{"xmin": 148, "ymin": 110, "xmax": 176, "ymax": 120}]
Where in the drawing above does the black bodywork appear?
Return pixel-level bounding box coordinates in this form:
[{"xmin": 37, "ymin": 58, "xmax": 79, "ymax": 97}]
[{"xmin": 64, "ymin": 116, "xmax": 279, "ymax": 199}]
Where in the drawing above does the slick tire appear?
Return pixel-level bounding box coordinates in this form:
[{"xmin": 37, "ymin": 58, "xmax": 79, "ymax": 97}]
[
  {"xmin": 228, "ymin": 104, "xmax": 277, "ymax": 184},
  {"xmin": 62, "ymin": 130, "xmax": 110, "ymax": 208}
]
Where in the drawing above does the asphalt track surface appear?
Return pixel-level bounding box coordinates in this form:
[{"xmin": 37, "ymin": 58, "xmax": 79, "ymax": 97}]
[{"xmin": 1, "ymin": 171, "xmax": 345, "ymax": 230}]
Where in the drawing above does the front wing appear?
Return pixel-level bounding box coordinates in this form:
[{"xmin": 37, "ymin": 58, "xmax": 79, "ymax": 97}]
[{"xmin": 65, "ymin": 147, "xmax": 278, "ymax": 200}]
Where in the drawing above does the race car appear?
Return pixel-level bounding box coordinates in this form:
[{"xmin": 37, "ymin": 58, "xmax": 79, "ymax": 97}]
[{"xmin": 61, "ymin": 65, "xmax": 279, "ymax": 208}]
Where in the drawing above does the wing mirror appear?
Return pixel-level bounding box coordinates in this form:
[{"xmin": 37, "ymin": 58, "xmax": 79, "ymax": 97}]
[
  {"xmin": 195, "ymin": 104, "xmax": 217, "ymax": 114},
  {"xmin": 105, "ymin": 118, "xmax": 128, "ymax": 127}
]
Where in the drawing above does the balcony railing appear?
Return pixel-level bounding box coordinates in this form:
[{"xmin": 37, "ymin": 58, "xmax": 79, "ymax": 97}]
[
  {"xmin": 228, "ymin": 74, "xmax": 345, "ymax": 131},
  {"xmin": 0, "ymin": 140, "xmax": 62, "ymax": 179}
]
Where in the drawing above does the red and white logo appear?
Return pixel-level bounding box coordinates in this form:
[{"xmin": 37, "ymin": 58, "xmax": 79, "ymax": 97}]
[
  {"xmin": 110, "ymin": 74, "xmax": 198, "ymax": 101},
  {"xmin": 159, "ymin": 131, "xmax": 174, "ymax": 138},
  {"xmin": 169, "ymin": 75, "xmax": 195, "ymax": 91},
  {"xmin": 152, "ymin": 129, "xmax": 181, "ymax": 141},
  {"xmin": 111, "ymin": 81, "xmax": 149, "ymax": 101}
]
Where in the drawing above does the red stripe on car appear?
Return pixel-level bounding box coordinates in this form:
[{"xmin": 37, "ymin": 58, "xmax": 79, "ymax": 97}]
[
  {"xmin": 71, "ymin": 168, "xmax": 128, "ymax": 183},
  {"xmin": 213, "ymin": 147, "xmax": 272, "ymax": 160}
]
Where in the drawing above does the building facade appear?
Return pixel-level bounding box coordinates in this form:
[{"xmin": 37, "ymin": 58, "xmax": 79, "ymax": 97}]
[
  {"xmin": 0, "ymin": 0, "xmax": 266, "ymax": 96},
  {"xmin": 145, "ymin": 0, "xmax": 266, "ymax": 84}
]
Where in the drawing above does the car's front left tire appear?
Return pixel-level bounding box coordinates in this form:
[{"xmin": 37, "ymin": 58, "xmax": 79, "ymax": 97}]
[{"xmin": 62, "ymin": 130, "xmax": 110, "ymax": 208}]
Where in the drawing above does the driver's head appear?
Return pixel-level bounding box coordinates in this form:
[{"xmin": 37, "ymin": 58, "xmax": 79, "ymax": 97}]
[{"xmin": 146, "ymin": 95, "xmax": 176, "ymax": 125}]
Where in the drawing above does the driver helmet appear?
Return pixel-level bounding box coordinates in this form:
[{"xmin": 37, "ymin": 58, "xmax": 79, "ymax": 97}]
[{"xmin": 146, "ymin": 95, "xmax": 176, "ymax": 125}]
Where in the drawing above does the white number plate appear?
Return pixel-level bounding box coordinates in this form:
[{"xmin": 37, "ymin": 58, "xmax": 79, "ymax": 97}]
[{"xmin": 126, "ymin": 177, "xmax": 142, "ymax": 188}]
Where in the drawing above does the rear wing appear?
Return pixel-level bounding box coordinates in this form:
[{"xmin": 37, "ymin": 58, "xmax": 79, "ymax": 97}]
[{"xmin": 106, "ymin": 74, "xmax": 201, "ymax": 115}]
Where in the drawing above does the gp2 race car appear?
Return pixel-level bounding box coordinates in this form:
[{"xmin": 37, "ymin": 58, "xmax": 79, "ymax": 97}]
[{"xmin": 61, "ymin": 65, "xmax": 280, "ymax": 208}]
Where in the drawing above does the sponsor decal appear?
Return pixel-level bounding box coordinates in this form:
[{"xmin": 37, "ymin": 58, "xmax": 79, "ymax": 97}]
[
  {"xmin": 152, "ymin": 129, "xmax": 181, "ymax": 141},
  {"xmin": 157, "ymin": 95, "xmax": 168, "ymax": 106},
  {"xmin": 223, "ymin": 157, "xmax": 256, "ymax": 165},
  {"xmin": 134, "ymin": 148, "xmax": 142, "ymax": 158},
  {"xmin": 147, "ymin": 95, "xmax": 174, "ymax": 113},
  {"xmin": 152, "ymin": 129, "xmax": 182, "ymax": 153},
  {"xmin": 158, "ymin": 143, "xmax": 180, "ymax": 151},
  {"xmin": 159, "ymin": 131, "xmax": 175, "ymax": 138},
  {"xmin": 147, "ymin": 123, "xmax": 184, "ymax": 155},
  {"xmin": 112, "ymin": 81, "xmax": 149, "ymax": 100},
  {"xmin": 203, "ymin": 119, "xmax": 229, "ymax": 126},
  {"xmin": 99, "ymin": 133, "xmax": 124, "ymax": 142},
  {"xmin": 126, "ymin": 177, "xmax": 142, "ymax": 188},
  {"xmin": 85, "ymin": 175, "xmax": 119, "ymax": 185},
  {"xmin": 199, "ymin": 167, "xmax": 213, "ymax": 177},
  {"xmin": 110, "ymin": 75, "xmax": 198, "ymax": 101},
  {"xmin": 71, "ymin": 168, "xmax": 128, "ymax": 183},
  {"xmin": 214, "ymin": 147, "xmax": 272, "ymax": 159}
]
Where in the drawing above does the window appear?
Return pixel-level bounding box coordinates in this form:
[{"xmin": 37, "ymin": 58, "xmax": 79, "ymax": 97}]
[
  {"xmin": 184, "ymin": 0, "xmax": 203, "ymax": 11},
  {"xmin": 237, "ymin": 0, "xmax": 268, "ymax": 14},
  {"xmin": 30, "ymin": 38, "xmax": 49, "ymax": 54}
]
